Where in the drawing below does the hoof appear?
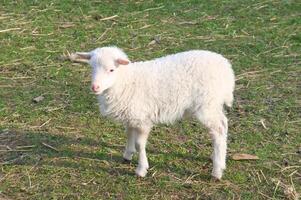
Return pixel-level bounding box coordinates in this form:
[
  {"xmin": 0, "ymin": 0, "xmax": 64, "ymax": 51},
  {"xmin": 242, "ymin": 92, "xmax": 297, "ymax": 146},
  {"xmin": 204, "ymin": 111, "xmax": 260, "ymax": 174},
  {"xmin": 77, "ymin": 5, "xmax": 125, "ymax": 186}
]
[
  {"xmin": 211, "ymin": 176, "xmax": 222, "ymax": 182},
  {"xmin": 135, "ymin": 167, "xmax": 148, "ymax": 177},
  {"xmin": 122, "ymin": 158, "xmax": 132, "ymax": 164},
  {"xmin": 211, "ymin": 169, "xmax": 223, "ymax": 180},
  {"xmin": 123, "ymin": 151, "xmax": 134, "ymax": 161}
]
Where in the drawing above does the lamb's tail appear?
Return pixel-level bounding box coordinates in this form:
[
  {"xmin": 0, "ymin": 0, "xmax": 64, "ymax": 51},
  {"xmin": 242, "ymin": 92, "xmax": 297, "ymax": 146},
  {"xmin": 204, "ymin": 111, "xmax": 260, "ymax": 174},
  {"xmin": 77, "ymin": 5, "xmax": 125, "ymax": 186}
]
[
  {"xmin": 224, "ymin": 62, "xmax": 235, "ymax": 108},
  {"xmin": 224, "ymin": 93, "xmax": 234, "ymax": 107}
]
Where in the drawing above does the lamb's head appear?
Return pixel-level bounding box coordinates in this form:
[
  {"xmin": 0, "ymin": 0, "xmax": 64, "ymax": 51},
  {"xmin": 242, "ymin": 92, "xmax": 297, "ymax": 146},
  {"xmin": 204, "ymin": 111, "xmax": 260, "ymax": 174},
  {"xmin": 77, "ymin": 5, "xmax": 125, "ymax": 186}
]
[{"xmin": 72, "ymin": 46, "xmax": 130, "ymax": 94}]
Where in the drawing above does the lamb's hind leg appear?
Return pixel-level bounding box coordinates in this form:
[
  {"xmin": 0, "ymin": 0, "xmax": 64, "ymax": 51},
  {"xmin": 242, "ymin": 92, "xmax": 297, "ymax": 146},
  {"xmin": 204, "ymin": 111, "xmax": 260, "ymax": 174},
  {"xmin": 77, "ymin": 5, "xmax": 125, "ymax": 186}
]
[
  {"xmin": 123, "ymin": 126, "xmax": 137, "ymax": 162},
  {"xmin": 196, "ymin": 111, "xmax": 228, "ymax": 179}
]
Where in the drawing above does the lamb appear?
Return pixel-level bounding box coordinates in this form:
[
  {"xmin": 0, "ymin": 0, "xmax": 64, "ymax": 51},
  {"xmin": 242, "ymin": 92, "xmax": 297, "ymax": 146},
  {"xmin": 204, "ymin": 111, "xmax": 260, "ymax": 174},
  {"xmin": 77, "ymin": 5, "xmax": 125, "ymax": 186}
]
[{"xmin": 71, "ymin": 46, "xmax": 235, "ymax": 179}]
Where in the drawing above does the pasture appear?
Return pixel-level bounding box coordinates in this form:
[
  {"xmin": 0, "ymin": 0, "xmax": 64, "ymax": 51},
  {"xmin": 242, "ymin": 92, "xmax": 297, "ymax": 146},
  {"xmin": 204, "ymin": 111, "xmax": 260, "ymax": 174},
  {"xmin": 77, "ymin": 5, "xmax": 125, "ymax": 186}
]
[{"xmin": 0, "ymin": 0, "xmax": 300, "ymax": 199}]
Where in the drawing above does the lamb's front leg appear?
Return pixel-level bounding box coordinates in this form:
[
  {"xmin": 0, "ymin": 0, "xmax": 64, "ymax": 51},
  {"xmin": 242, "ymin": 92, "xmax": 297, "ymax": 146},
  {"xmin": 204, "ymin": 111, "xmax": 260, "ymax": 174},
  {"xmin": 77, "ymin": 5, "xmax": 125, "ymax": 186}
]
[
  {"xmin": 123, "ymin": 126, "xmax": 137, "ymax": 162},
  {"xmin": 135, "ymin": 126, "xmax": 151, "ymax": 177}
]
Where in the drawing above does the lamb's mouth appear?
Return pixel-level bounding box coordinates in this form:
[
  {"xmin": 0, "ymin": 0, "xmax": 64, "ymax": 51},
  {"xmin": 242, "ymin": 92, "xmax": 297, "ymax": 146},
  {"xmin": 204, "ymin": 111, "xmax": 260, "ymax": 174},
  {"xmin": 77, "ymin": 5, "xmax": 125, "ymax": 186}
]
[{"xmin": 94, "ymin": 88, "xmax": 110, "ymax": 95}]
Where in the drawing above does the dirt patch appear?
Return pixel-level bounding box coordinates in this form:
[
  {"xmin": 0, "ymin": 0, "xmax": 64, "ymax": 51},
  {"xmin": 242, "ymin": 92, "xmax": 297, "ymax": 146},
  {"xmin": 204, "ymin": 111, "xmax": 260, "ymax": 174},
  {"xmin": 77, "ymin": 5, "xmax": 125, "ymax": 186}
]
[{"xmin": 0, "ymin": 130, "xmax": 36, "ymax": 165}]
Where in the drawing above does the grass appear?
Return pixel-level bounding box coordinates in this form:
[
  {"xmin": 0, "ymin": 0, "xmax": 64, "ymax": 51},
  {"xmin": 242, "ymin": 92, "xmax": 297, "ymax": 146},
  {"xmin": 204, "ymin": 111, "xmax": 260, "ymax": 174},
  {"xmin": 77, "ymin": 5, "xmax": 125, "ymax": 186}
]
[{"xmin": 0, "ymin": 0, "xmax": 300, "ymax": 199}]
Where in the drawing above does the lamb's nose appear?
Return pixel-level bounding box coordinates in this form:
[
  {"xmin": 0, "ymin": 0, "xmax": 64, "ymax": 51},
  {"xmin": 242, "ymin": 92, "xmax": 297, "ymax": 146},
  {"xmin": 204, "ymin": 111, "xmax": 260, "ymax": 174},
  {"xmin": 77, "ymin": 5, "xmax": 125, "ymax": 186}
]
[{"xmin": 91, "ymin": 84, "xmax": 100, "ymax": 92}]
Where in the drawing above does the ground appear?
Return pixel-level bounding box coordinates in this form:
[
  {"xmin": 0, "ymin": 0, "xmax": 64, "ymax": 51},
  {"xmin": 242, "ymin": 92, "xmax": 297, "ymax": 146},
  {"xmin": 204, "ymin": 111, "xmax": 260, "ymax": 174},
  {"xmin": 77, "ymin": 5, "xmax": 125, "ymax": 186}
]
[{"xmin": 0, "ymin": 0, "xmax": 300, "ymax": 199}]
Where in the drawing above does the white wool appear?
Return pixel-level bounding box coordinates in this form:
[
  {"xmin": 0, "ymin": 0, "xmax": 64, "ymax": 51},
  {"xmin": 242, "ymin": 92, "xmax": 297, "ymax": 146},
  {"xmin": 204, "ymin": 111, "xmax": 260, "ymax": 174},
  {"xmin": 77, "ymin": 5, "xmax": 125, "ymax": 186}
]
[
  {"xmin": 80, "ymin": 46, "xmax": 235, "ymax": 179},
  {"xmin": 97, "ymin": 49, "xmax": 234, "ymax": 126}
]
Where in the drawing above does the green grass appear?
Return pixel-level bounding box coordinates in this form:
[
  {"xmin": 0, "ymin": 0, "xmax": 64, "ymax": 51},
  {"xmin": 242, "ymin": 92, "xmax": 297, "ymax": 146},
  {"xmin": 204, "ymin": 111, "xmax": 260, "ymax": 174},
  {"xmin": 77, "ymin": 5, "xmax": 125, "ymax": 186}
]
[{"xmin": 0, "ymin": 0, "xmax": 300, "ymax": 199}]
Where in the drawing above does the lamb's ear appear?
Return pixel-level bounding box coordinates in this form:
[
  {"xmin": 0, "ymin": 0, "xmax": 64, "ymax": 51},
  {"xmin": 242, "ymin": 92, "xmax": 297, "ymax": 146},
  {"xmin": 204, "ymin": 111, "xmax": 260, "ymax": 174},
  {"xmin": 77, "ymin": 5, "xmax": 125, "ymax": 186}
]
[
  {"xmin": 116, "ymin": 58, "xmax": 130, "ymax": 66},
  {"xmin": 69, "ymin": 52, "xmax": 91, "ymax": 63}
]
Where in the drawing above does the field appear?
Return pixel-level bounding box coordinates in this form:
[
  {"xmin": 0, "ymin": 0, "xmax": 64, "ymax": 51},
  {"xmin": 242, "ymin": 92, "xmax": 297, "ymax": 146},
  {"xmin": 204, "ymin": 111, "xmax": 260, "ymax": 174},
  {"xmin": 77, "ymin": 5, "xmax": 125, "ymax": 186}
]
[{"xmin": 0, "ymin": 0, "xmax": 300, "ymax": 199}]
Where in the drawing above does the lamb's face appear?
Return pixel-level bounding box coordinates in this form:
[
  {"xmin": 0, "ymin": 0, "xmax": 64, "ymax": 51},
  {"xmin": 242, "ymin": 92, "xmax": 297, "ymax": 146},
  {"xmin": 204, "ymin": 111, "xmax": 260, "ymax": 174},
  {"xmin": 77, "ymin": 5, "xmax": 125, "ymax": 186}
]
[
  {"xmin": 90, "ymin": 54, "xmax": 118, "ymax": 95},
  {"xmin": 71, "ymin": 47, "xmax": 130, "ymax": 95}
]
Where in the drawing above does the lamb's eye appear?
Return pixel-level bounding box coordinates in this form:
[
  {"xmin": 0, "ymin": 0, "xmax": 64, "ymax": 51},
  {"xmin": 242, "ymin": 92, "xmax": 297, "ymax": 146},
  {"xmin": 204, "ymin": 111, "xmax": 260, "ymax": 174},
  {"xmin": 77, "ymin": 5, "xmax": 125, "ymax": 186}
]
[{"xmin": 110, "ymin": 69, "xmax": 114, "ymax": 72}]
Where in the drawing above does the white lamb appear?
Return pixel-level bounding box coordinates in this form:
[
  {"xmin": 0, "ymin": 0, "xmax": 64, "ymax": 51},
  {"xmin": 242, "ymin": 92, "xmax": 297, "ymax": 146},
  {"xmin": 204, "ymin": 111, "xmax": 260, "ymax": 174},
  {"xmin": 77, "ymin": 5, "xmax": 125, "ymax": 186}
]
[{"xmin": 71, "ymin": 46, "xmax": 235, "ymax": 179}]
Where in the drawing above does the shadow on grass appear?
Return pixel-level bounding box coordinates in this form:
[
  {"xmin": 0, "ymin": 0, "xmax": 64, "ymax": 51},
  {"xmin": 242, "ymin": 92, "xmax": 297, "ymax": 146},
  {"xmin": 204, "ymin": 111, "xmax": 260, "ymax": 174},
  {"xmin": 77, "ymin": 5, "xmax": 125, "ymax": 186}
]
[{"xmin": 0, "ymin": 129, "xmax": 211, "ymax": 178}]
